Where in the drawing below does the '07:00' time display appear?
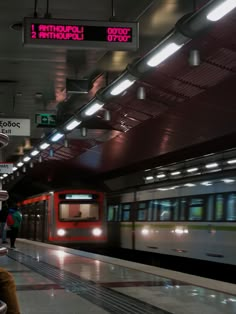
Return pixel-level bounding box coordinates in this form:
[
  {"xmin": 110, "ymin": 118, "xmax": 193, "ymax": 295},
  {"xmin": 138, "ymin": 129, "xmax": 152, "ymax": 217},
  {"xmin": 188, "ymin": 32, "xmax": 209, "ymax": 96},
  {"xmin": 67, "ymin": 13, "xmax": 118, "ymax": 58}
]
[{"xmin": 31, "ymin": 23, "xmax": 133, "ymax": 43}]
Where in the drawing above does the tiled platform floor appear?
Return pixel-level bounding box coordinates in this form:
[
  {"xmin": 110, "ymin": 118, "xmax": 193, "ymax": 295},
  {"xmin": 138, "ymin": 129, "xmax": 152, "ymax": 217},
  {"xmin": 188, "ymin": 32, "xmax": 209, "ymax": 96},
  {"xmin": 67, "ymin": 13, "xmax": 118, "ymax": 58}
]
[{"xmin": 0, "ymin": 239, "xmax": 236, "ymax": 314}]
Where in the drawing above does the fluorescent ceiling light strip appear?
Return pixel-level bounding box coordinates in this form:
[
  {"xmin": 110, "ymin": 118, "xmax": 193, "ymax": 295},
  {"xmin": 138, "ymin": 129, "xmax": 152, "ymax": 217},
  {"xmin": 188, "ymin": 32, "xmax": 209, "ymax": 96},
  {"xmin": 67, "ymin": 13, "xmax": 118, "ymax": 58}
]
[
  {"xmin": 31, "ymin": 150, "xmax": 39, "ymax": 156},
  {"xmin": 17, "ymin": 162, "xmax": 24, "ymax": 167},
  {"xmin": 13, "ymin": 167, "xmax": 18, "ymax": 171},
  {"xmin": 227, "ymin": 159, "xmax": 236, "ymax": 164},
  {"xmin": 3, "ymin": 174, "xmax": 8, "ymax": 177},
  {"xmin": 51, "ymin": 132, "xmax": 64, "ymax": 142},
  {"xmin": 205, "ymin": 162, "xmax": 218, "ymax": 168},
  {"xmin": 223, "ymin": 178, "xmax": 235, "ymax": 183},
  {"xmin": 207, "ymin": 0, "xmax": 236, "ymax": 21},
  {"xmin": 157, "ymin": 174, "xmax": 166, "ymax": 178},
  {"xmin": 147, "ymin": 43, "xmax": 183, "ymax": 67},
  {"xmin": 110, "ymin": 79, "xmax": 135, "ymax": 96},
  {"xmin": 171, "ymin": 171, "xmax": 181, "ymax": 176},
  {"xmin": 201, "ymin": 181, "xmax": 212, "ymax": 186},
  {"xmin": 146, "ymin": 176, "xmax": 154, "ymax": 180},
  {"xmin": 84, "ymin": 103, "xmax": 104, "ymax": 116},
  {"xmin": 65, "ymin": 119, "xmax": 81, "ymax": 131},
  {"xmin": 23, "ymin": 156, "xmax": 31, "ymax": 162},
  {"xmin": 40, "ymin": 142, "xmax": 50, "ymax": 150},
  {"xmin": 187, "ymin": 167, "xmax": 198, "ymax": 173},
  {"xmin": 169, "ymin": 186, "xmax": 179, "ymax": 190}
]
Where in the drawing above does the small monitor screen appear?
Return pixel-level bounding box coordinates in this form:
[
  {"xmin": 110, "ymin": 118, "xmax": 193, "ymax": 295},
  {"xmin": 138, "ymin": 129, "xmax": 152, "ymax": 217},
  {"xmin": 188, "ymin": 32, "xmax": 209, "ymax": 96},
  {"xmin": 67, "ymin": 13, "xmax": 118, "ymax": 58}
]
[{"xmin": 65, "ymin": 194, "xmax": 93, "ymax": 200}]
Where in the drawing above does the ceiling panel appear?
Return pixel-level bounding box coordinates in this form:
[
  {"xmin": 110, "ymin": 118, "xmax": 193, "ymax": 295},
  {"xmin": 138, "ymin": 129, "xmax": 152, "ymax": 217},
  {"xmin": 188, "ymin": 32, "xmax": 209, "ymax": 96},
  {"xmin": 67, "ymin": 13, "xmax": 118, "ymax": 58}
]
[{"xmin": 2, "ymin": 1, "xmax": 236, "ymax": 192}]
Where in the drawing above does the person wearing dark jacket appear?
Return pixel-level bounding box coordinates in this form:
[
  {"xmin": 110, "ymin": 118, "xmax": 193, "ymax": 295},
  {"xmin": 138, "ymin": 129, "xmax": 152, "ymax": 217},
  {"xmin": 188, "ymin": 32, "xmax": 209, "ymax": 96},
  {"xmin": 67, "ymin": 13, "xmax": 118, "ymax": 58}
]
[
  {"xmin": 7, "ymin": 205, "xmax": 22, "ymax": 249},
  {"xmin": 0, "ymin": 202, "xmax": 8, "ymax": 244}
]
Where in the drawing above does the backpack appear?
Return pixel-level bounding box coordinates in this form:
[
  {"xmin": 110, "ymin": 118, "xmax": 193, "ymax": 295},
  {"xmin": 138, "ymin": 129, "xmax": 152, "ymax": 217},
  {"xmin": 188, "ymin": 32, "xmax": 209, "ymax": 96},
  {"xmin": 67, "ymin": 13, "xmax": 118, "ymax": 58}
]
[{"xmin": 6, "ymin": 214, "xmax": 14, "ymax": 227}]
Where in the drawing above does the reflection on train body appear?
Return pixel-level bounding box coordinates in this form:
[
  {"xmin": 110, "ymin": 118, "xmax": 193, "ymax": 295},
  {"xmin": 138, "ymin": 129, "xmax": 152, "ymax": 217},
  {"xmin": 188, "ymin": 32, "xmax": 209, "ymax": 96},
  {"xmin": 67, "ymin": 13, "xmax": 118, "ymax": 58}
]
[{"xmin": 107, "ymin": 179, "xmax": 236, "ymax": 265}]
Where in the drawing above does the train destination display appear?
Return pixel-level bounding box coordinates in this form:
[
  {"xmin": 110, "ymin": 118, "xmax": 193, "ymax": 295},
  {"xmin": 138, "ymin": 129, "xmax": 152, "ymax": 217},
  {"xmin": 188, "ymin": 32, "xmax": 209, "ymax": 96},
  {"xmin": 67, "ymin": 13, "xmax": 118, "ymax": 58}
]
[{"xmin": 23, "ymin": 18, "xmax": 139, "ymax": 50}]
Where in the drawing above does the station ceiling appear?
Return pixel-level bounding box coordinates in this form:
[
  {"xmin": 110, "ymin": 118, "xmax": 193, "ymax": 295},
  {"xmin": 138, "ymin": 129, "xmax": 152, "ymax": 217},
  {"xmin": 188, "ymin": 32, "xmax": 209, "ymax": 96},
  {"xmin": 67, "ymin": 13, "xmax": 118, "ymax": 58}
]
[{"xmin": 0, "ymin": 0, "xmax": 236, "ymax": 195}]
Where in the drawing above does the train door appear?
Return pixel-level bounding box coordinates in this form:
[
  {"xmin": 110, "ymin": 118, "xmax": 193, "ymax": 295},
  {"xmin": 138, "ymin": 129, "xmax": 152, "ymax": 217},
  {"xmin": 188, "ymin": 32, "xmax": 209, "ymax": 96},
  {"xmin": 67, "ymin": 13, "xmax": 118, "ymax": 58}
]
[
  {"xmin": 134, "ymin": 200, "xmax": 150, "ymax": 251},
  {"xmin": 20, "ymin": 205, "xmax": 29, "ymax": 238},
  {"xmin": 27, "ymin": 202, "xmax": 43, "ymax": 241},
  {"xmin": 205, "ymin": 193, "xmax": 225, "ymax": 260},
  {"xmin": 120, "ymin": 203, "xmax": 132, "ymax": 249},
  {"xmin": 35, "ymin": 200, "xmax": 47, "ymax": 242},
  {"xmin": 187, "ymin": 195, "xmax": 206, "ymax": 259},
  {"xmin": 107, "ymin": 203, "xmax": 121, "ymax": 247},
  {"xmin": 28, "ymin": 203, "xmax": 36, "ymax": 240}
]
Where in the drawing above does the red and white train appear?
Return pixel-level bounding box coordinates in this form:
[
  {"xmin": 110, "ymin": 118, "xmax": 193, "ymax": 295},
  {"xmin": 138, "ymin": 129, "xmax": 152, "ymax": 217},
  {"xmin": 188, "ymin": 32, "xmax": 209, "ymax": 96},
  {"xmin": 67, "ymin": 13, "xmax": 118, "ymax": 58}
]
[{"xmin": 19, "ymin": 189, "xmax": 107, "ymax": 245}]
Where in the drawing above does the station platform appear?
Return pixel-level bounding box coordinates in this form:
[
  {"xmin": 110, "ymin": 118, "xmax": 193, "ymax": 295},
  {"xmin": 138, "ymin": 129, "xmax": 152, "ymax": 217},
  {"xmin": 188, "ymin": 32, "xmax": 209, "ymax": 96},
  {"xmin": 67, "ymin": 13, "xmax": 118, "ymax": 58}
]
[{"xmin": 1, "ymin": 239, "xmax": 236, "ymax": 314}]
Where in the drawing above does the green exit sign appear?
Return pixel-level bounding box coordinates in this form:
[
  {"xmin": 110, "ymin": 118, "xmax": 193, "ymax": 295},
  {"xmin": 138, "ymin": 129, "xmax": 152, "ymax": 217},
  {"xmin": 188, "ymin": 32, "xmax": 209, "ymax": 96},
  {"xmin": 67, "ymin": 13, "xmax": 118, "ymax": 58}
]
[{"xmin": 35, "ymin": 113, "xmax": 56, "ymax": 127}]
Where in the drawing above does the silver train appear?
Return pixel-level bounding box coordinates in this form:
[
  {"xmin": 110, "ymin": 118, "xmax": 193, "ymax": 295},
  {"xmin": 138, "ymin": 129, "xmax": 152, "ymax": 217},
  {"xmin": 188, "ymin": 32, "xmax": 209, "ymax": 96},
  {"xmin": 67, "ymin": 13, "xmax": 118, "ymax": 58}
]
[{"xmin": 107, "ymin": 177, "xmax": 236, "ymax": 266}]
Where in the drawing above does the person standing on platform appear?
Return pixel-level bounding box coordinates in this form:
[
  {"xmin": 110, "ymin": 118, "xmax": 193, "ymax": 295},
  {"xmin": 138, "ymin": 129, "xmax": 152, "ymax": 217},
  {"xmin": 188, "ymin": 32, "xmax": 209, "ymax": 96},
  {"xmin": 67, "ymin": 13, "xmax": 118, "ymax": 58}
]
[
  {"xmin": 0, "ymin": 248, "xmax": 21, "ymax": 313},
  {"xmin": 6, "ymin": 203, "xmax": 22, "ymax": 249},
  {"xmin": 0, "ymin": 202, "xmax": 8, "ymax": 244}
]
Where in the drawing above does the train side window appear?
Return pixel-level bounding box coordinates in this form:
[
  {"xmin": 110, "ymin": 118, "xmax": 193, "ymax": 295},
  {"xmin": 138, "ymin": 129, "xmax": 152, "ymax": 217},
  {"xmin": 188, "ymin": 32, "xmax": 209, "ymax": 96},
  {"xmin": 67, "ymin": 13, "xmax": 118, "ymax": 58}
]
[
  {"xmin": 226, "ymin": 193, "xmax": 236, "ymax": 221},
  {"xmin": 147, "ymin": 201, "xmax": 153, "ymax": 221},
  {"xmin": 107, "ymin": 205, "xmax": 119, "ymax": 221},
  {"xmin": 172, "ymin": 199, "xmax": 179, "ymax": 221},
  {"xmin": 180, "ymin": 198, "xmax": 187, "ymax": 220},
  {"xmin": 215, "ymin": 194, "xmax": 224, "ymax": 221},
  {"xmin": 121, "ymin": 203, "xmax": 131, "ymax": 221},
  {"xmin": 207, "ymin": 195, "xmax": 214, "ymax": 221},
  {"xmin": 188, "ymin": 197, "xmax": 204, "ymax": 221},
  {"xmin": 117, "ymin": 205, "xmax": 122, "ymax": 221},
  {"xmin": 159, "ymin": 200, "xmax": 171, "ymax": 221},
  {"xmin": 137, "ymin": 202, "xmax": 147, "ymax": 221},
  {"xmin": 151, "ymin": 200, "xmax": 159, "ymax": 221}
]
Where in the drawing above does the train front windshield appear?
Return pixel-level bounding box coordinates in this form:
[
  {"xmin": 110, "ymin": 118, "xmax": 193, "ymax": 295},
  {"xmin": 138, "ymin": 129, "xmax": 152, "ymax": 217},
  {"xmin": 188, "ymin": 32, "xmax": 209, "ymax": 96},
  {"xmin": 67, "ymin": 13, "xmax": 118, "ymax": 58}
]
[{"xmin": 59, "ymin": 202, "xmax": 99, "ymax": 221}]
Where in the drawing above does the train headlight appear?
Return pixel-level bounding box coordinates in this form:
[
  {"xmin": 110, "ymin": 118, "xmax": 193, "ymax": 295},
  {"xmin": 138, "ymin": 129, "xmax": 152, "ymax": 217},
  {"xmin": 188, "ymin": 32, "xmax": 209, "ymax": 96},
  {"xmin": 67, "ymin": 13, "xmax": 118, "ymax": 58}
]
[
  {"xmin": 92, "ymin": 228, "xmax": 102, "ymax": 237},
  {"xmin": 57, "ymin": 229, "xmax": 66, "ymax": 236}
]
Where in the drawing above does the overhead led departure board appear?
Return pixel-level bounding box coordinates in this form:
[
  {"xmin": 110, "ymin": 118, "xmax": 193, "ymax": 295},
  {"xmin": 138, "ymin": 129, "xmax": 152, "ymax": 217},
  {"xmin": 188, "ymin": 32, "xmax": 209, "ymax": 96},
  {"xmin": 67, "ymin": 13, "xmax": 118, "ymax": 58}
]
[{"xmin": 23, "ymin": 18, "xmax": 139, "ymax": 50}]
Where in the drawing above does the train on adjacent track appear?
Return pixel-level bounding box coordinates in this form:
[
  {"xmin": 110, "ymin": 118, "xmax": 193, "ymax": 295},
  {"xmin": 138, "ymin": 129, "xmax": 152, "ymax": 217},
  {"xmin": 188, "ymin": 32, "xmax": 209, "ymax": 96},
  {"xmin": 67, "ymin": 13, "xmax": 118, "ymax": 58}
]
[
  {"xmin": 106, "ymin": 178, "xmax": 236, "ymax": 266},
  {"xmin": 17, "ymin": 179, "xmax": 236, "ymax": 266},
  {"xmin": 19, "ymin": 189, "xmax": 107, "ymax": 245}
]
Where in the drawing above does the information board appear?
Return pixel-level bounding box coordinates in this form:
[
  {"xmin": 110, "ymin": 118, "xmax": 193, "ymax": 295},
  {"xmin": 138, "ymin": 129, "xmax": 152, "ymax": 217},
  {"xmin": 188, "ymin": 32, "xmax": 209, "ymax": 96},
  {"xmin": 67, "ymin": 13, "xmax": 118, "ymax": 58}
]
[
  {"xmin": 0, "ymin": 118, "xmax": 30, "ymax": 136},
  {"xmin": 23, "ymin": 18, "xmax": 139, "ymax": 50}
]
